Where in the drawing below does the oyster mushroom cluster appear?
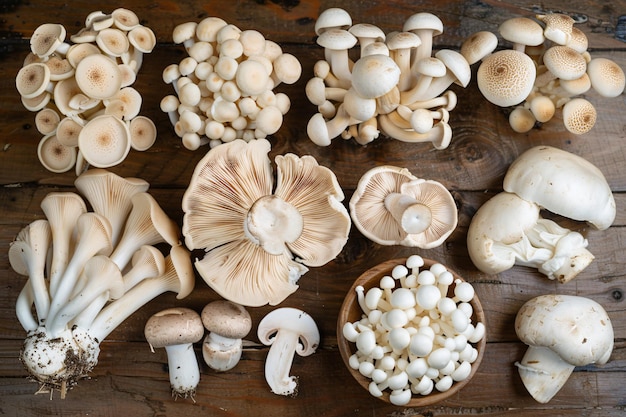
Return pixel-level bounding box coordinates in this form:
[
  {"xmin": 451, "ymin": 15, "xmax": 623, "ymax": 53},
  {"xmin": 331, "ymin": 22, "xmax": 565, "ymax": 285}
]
[
  {"xmin": 462, "ymin": 13, "xmax": 626, "ymax": 134},
  {"xmin": 306, "ymin": 8, "xmax": 471, "ymax": 148},
  {"xmin": 15, "ymin": 9, "xmax": 158, "ymax": 174},
  {"xmin": 10, "ymin": 169, "xmax": 192, "ymax": 398},
  {"xmin": 160, "ymin": 17, "xmax": 302, "ymax": 150}
]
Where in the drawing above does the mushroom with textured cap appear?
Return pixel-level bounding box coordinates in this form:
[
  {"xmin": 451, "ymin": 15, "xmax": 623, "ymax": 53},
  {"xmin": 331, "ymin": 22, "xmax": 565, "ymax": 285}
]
[
  {"xmin": 78, "ymin": 114, "xmax": 131, "ymax": 168},
  {"xmin": 536, "ymin": 13, "xmax": 575, "ymax": 45},
  {"xmin": 201, "ymin": 300, "xmax": 252, "ymax": 372},
  {"xmin": 535, "ymin": 45, "xmax": 587, "ymax": 87},
  {"xmin": 586, "ymin": 57, "xmax": 626, "ymax": 98},
  {"xmin": 350, "ymin": 165, "xmax": 457, "ymax": 248},
  {"xmin": 477, "ymin": 49, "xmax": 536, "ymax": 107},
  {"xmin": 144, "ymin": 307, "xmax": 204, "ymax": 400},
  {"xmin": 498, "ymin": 17, "xmax": 545, "ymax": 52},
  {"xmin": 75, "ymin": 53, "xmax": 122, "ymax": 100},
  {"xmin": 561, "ymin": 97, "xmax": 597, "ymax": 134},
  {"xmin": 460, "ymin": 31, "xmax": 498, "ymax": 65},
  {"xmin": 257, "ymin": 307, "xmax": 320, "ymax": 396},
  {"xmin": 514, "ymin": 294, "xmax": 613, "ymax": 403},
  {"xmin": 467, "ymin": 191, "xmax": 594, "ymax": 283},
  {"xmin": 181, "ymin": 138, "xmax": 350, "ymax": 306},
  {"xmin": 503, "ymin": 145, "xmax": 615, "ymax": 230},
  {"xmin": 316, "ymin": 28, "xmax": 357, "ymax": 83}
]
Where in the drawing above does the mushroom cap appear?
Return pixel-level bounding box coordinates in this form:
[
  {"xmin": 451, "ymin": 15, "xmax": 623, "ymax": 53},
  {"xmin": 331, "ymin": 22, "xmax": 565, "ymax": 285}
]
[
  {"xmin": 498, "ymin": 17, "xmax": 545, "ymax": 47},
  {"xmin": 257, "ymin": 307, "xmax": 320, "ymax": 356},
  {"xmin": 128, "ymin": 26, "xmax": 157, "ymax": 53},
  {"xmin": 460, "ymin": 31, "xmax": 498, "ymax": 65},
  {"xmin": 16, "ymin": 63, "xmax": 51, "ymax": 99},
  {"xmin": 542, "ymin": 45, "xmax": 587, "ymax": 81},
  {"xmin": 75, "ymin": 53, "xmax": 123, "ymax": 100},
  {"xmin": 201, "ymin": 300, "xmax": 252, "ymax": 339},
  {"xmin": 129, "ymin": 115, "xmax": 157, "ymax": 151},
  {"xmin": 77, "ymin": 114, "xmax": 131, "ymax": 168},
  {"xmin": 435, "ymin": 49, "xmax": 471, "ymax": 88},
  {"xmin": 96, "ymin": 28, "xmax": 130, "ymax": 57},
  {"xmin": 536, "ymin": 13, "xmax": 575, "ymax": 45},
  {"xmin": 350, "ymin": 165, "xmax": 458, "ymax": 248},
  {"xmin": 561, "ymin": 97, "xmax": 597, "ymax": 135},
  {"xmin": 30, "ymin": 23, "xmax": 66, "ymax": 58},
  {"xmin": 586, "ymin": 57, "xmax": 626, "ymax": 98},
  {"xmin": 350, "ymin": 54, "xmax": 401, "ymax": 99},
  {"xmin": 402, "ymin": 12, "xmax": 444, "ymax": 36},
  {"xmin": 503, "ymin": 145, "xmax": 615, "ymax": 230},
  {"xmin": 314, "ymin": 7, "xmax": 352, "ymax": 35},
  {"xmin": 349, "ymin": 23, "xmax": 386, "ymax": 44},
  {"xmin": 144, "ymin": 307, "xmax": 204, "ymax": 348},
  {"xmin": 316, "ymin": 28, "xmax": 357, "ymax": 51},
  {"xmin": 477, "ymin": 49, "xmax": 536, "ymax": 107},
  {"xmin": 386, "ymin": 31, "xmax": 422, "ymax": 51},
  {"xmin": 37, "ymin": 134, "xmax": 77, "ymax": 173},
  {"xmin": 467, "ymin": 192, "xmax": 540, "ymax": 274},
  {"xmin": 515, "ymin": 294, "xmax": 613, "ymax": 366}
]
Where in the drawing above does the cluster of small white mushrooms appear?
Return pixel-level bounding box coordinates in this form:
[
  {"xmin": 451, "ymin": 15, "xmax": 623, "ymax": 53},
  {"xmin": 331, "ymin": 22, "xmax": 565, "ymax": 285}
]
[
  {"xmin": 350, "ymin": 165, "xmax": 458, "ymax": 248},
  {"xmin": 143, "ymin": 301, "xmax": 252, "ymax": 400},
  {"xmin": 467, "ymin": 146, "xmax": 615, "ymax": 283},
  {"xmin": 461, "ymin": 13, "xmax": 626, "ymax": 134},
  {"xmin": 160, "ymin": 17, "xmax": 302, "ymax": 150},
  {"xmin": 10, "ymin": 169, "xmax": 192, "ymax": 398},
  {"xmin": 342, "ymin": 256, "xmax": 485, "ymax": 405},
  {"xmin": 15, "ymin": 9, "xmax": 158, "ymax": 173},
  {"xmin": 306, "ymin": 8, "xmax": 471, "ymax": 148},
  {"xmin": 181, "ymin": 138, "xmax": 351, "ymax": 306}
]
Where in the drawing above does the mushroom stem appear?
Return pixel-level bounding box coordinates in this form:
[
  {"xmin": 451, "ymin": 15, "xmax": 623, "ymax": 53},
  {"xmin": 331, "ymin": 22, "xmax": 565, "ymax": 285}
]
[
  {"xmin": 384, "ymin": 193, "xmax": 432, "ymax": 234},
  {"xmin": 163, "ymin": 343, "xmax": 201, "ymax": 398},
  {"xmin": 515, "ymin": 345, "xmax": 575, "ymax": 404},
  {"xmin": 264, "ymin": 329, "xmax": 300, "ymax": 395}
]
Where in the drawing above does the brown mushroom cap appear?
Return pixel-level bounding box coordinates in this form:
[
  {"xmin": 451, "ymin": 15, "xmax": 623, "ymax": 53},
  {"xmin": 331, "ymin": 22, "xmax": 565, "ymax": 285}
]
[
  {"xmin": 144, "ymin": 307, "xmax": 204, "ymax": 349},
  {"xmin": 16, "ymin": 63, "xmax": 51, "ymax": 99},
  {"xmin": 201, "ymin": 300, "xmax": 252, "ymax": 339},
  {"xmin": 30, "ymin": 23, "xmax": 66, "ymax": 58},
  {"xmin": 562, "ymin": 97, "xmax": 597, "ymax": 135},
  {"xmin": 586, "ymin": 57, "xmax": 626, "ymax": 98},
  {"xmin": 477, "ymin": 49, "xmax": 536, "ymax": 107},
  {"xmin": 542, "ymin": 45, "xmax": 587, "ymax": 81}
]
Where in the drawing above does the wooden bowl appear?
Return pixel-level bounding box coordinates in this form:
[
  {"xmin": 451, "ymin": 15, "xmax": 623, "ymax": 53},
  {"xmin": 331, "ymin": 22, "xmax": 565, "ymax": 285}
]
[{"xmin": 337, "ymin": 258, "xmax": 486, "ymax": 406}]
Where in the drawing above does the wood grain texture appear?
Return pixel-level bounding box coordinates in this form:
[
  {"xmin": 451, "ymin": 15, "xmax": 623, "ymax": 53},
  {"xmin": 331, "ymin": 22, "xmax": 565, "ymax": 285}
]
[{"xmin": 1, "ymin": 0, "xmax": 625, "ymax": 415}]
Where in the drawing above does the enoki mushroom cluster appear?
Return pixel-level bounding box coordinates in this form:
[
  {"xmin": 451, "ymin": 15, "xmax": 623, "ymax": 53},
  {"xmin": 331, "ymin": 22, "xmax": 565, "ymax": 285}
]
[
  {"xmin": 463, "ymin": 13, "xmax": 626, "ymax": 134},
  {"xmin": 342, "ymin": 256, "xmax": 485, "ymax": 406},
  {"xmin": 306, "ymin": 8, "xmax": 471, "ymax": 148},
  {"xmin": 15, "ymin": 9, "xmax": 158, "ymax": 174},
  {"xmin": 160, "ymin": 17, "xmax": 302, "ymax": 150}
]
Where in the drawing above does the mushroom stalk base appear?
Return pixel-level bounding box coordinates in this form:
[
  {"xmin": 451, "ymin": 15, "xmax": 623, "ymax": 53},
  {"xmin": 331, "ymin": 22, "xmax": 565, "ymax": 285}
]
[
  {"xmin": 515, "ymin": 345, "xmax": 575, "ymax": 403},
  {"xmin": 164, "ymin": 343, "xmax": 200, "ymax": 400}
]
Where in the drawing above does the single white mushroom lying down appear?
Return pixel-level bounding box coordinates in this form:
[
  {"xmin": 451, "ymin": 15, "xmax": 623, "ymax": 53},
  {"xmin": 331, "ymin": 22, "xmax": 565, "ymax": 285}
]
[
  {"xmin": 342, "ymin": 256, "xmax": 485, "ymax": 406},
  {"xmin": 10, "ymin": 169, "xmax": 192, "ymax": 398}
]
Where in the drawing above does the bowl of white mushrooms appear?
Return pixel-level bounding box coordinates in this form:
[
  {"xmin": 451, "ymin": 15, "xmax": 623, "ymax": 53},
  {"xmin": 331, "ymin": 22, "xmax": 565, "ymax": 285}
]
[{"xmin": 337, "ymin": 256, "xmax": 486, "ymax": 406}]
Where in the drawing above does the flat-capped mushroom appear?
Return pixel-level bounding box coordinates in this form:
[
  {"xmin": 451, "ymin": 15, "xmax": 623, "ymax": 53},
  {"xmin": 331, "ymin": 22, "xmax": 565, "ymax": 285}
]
[
  {"xmin": 16, "ymin": 63, "xmax": 52, "ymax": 99},
  {"xmin": 144, "ymin": 307, "xmax": 204, "ymax": 400},
  {"xmin": 181, "ymin": 138, "xmax": 350, "ymax": 306},
  {"xmin": 350, "ymin": 165, "xmax": 457, "ymax": 248},
  {"xmin": 78, "ymin": 114, "xmax": 131, "ymax": 168},
  {"xmin": 37, "ymin": 134, "xmax": 77, "ymax": 173},
  {"xmin": 257, "ymin": 307, "xmax": 320, "ymax": 396},
  {"xmin": 31, "ymin": 23, "xmax": 67, "ymax": 58},
  {"xmin": 515, "ymin": 294, "xmax": 613, "ymax": 403},
  {"xmin": 477, "ymin": 49, "xmax": 536, "ymax": 107},
  {"xmin": 35, "ymin": 108, "xmax": 61, "ymax": 135},
  {"xmin": 75, "ymin": 53, "xmax": 122, "ymax": 100},
  {"xmin": 201, "ymin": 300, "xmax": 252, "ymax": 372},
  {"xmin": 503, "ymin": 146, "xmax": 615, "ymax": 230},
  {"xmin": 467, "ymin": 192, "xmax": 594, "ymax": 283}
]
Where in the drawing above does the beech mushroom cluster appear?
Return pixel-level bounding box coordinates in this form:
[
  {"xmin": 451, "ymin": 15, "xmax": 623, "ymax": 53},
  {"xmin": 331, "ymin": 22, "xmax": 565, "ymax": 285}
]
[
  {"xmin": 342, "ymin": 256, "xmax": 485, "ymax": 405},
  {"xmin": 15, "ymin": 9, "xmax": 158, "ymax": 173},
  {"xmin": 306, "ymin": 8, "xmax": 471, "ymax": 148},
  {"xmin": 10, "ymin": 169, "xmax": 192, "ymax": 398},
  {"xmin": 467, "ymin": 146, "xmax": 615, "ymax": 283},
  {"xmin": 181, "ymin": 138, "xmax": 351, "ymax": 307},
  {"xmin": 350, "ymin": 165, "xmax": 458, "ymax": 248},
  {"xmin": 463, "ymin": 13, "xmax": 625, "ymax": 134},
  {"xmin": 160, "ymin": 17, "xmax": 302, "ymax": 150}
]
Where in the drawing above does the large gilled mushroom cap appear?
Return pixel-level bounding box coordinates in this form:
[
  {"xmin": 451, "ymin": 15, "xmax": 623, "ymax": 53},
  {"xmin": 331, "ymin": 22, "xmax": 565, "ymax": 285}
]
[
  {"xmin": 181, "ymin": 138, "xmax": 350, "ymax": 306},
  {"xmin": 503, "ymin": 146, "xmax": 615, "ymax": 230},
  {"xmin": 349, "ymin": 165, "xmax": 457, "ymax": 248},
  {"xmin": 477, "ymin": 49, "xmax": 536, "ymax": 107},
  {"xmin": 515, "ymin": 294, "xmax": 614, "ymax": 403}
]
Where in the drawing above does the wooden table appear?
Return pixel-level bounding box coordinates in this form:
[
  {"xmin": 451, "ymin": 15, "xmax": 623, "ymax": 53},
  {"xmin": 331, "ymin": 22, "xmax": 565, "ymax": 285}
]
[{"xmin": 1, "ymin": 1, "xmax": 624, "ymax": 415}]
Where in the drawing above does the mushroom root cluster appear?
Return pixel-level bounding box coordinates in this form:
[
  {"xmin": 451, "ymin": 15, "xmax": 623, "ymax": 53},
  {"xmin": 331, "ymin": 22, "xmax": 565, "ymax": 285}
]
[
  {"xmin": 350, "ymin": 165, "xmax": 458, "ymax": 248},
  {"xmin": 16, "ymin": 9, "xmax": 158, "ymax": 173},
  {"xmin": 10, "ymin": 169, "xmax": 193, "ymax": 398},
  {"xmin": 306, "ymin": 8, "xmax": 471, "ymax": 148},
  {"xmin": 160, "ymin": 17, "xmax": 302, "ymax": 150},
  {"xmin": 181, "ymin": 138, "xmax": 351, "ymax": 306},
  {"xmin": 467, "ymin": 146, "xmax": 615, "ymax": 282},
  {"xmin": 462, "ymin": 13, "xmax": 625, "ymax": 134},
  {"xmin": 342, "ymin": 256, "xmax": 485, "ymax": 405}
]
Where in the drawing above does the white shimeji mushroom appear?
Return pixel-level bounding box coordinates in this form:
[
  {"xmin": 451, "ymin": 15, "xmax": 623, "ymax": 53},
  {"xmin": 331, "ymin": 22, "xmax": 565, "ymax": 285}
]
[{"xmin": 181, "ymin": 138, "xmax": 350, "ymax": 306}]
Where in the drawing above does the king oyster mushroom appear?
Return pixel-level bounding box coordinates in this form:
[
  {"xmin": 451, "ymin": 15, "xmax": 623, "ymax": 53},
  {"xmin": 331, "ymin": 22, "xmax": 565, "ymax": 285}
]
[{"xmin": 181, "ymin": 138, "xmax": 351, "ymax": 307}]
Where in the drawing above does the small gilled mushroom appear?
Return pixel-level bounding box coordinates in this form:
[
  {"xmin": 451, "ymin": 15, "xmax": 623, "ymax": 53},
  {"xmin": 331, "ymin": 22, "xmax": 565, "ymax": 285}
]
[
  {"xmin": 144, "ymin": 307, "xmax": 204, "ymax": 400},
  {"xmin": 201, "ymin": 300, "xmax": 252, "ymax": 372},
  {"xmin": 257, "ymin": 307, "xmax": 320, "ymax": 396},
  {"xmin": 349, "ymin": 165, "xmax": 458, "ymax": 248},
  {"xmin": 515, "ymin": 294, "xmax": 613, "ymax": 403}
]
